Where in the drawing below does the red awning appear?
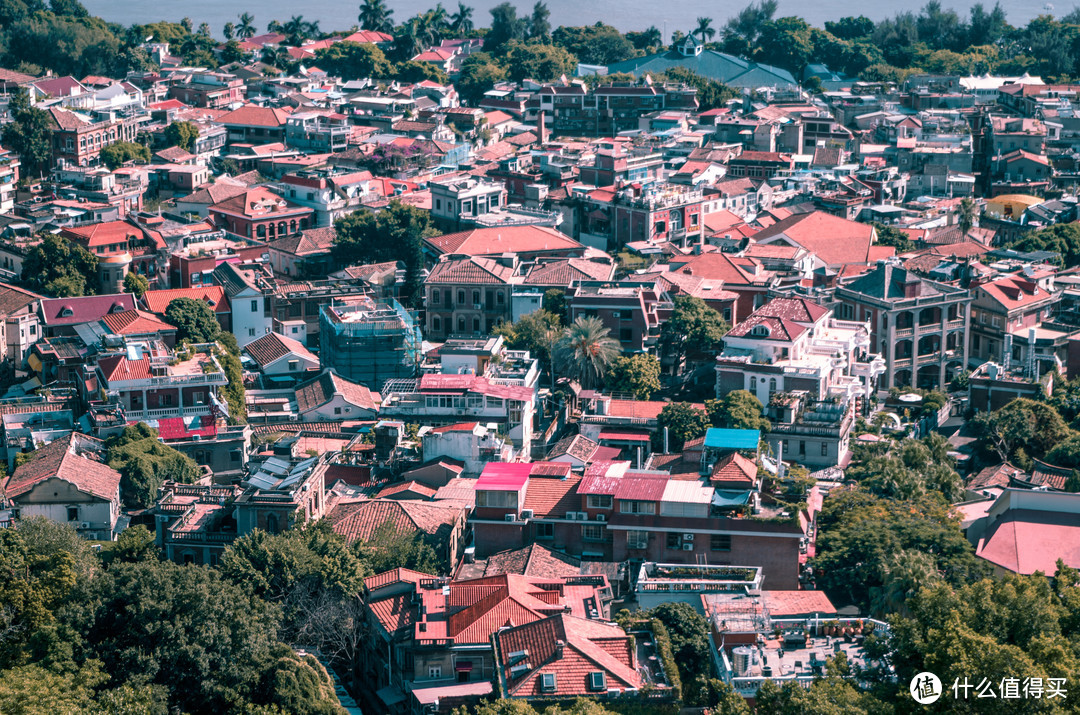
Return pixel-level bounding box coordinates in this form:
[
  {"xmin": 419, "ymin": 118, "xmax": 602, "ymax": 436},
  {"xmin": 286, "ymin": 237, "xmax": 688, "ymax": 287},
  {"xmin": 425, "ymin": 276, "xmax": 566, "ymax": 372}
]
[{"xmin": 455, "ymin": 661, "xmax": 473, "ymax": 672}]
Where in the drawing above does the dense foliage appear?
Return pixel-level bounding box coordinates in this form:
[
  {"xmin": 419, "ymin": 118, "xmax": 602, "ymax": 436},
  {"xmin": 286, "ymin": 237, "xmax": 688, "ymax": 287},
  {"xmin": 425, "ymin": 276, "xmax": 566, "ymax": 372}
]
[
  {"xmin": 21, "ymin": 235, "xmax": 99, "ymax": 297},
  {"xmin": 164, "ymin": 297, "xmax": 221, "ymax": 343},
  {"xmin": 106, "ymin": 424, "xmax": 200, "ymax": 508}
]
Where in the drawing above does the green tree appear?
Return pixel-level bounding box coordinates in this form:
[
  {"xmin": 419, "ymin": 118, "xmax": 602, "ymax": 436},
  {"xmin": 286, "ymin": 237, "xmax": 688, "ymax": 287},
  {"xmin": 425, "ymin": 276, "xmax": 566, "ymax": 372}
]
[
  {"xmin": 450, "ymin": 3, "xmax": 474, "ymax": 35},
  {"xmin": 551, "ymin": 23, "xmax": 635, "ymax": 65},
  {"xmin": 755, "ymin": 16, "xmax": 815, "ymax": 77},
  {"xmin": 503, "ymin": 41, "xmax": 576, "ymax": 82},
  {"xmin": 606, "ymin": 354, "xmax": 662, "ymax": 399},
  {"xmin": 457, "ymin": 51, "xmax": 508, "ymax": 104},
  {"xmin": 486, "ymin": 2, "xmax": 525, "ymax": 54},
  {"xmin": 659, "ymin": 295, "xmax": 728, "ymax": 370},
  {"xmin": 217, "ymin": 334, "xmax": 247, "ymax": 425},
  {"xmin": 2, "ymin": 88, "xmax": 53, "ymax": 179},
  {"xmin": 813, "ymin": 489, "xmax": 988, "ymax": 611},
  {"xmin": 99, "ymin": 141, "xmax": 151, "ymax": 172},
  {"xmin": 220, "ymin": 522, "xmax": 367, "ymax": 602},
  {"xmin": 553, "ymin": 315, "xmax": 620, "ymax": 389},
  {"xmin": 1010, "ymin": 222, "xmax": 1080, "ymax": 267},
  {"xmin": 541, "ymin": 288, "xmax": 567, "ymax": 323},
  {"xmin": 526, "ymin": 1, "xmax": 550, "ymax": 42},
  {"xmin": 958, "ymin": 197, "xmax": 977, "ymax": 235},
  {"xmin": 824, "ymin": 15, "xmax": 875, "ymax": 40},
  {"xmin": 656, "ymin": 402, "xmax": 710, "ymax": 451},
  {"xmin": 358, "ymin": 0, "xmax": 393, "ymax": 32},
  {"xmin": 491, "ymin": 309, "xmax": 561, "ymax": 378},
  {"xmin": 873, "ymin": 222, "xmax": 916, "ymax": 252},
  {"xmin": 237, "ymin": 12, "xmax": 257, "ymax": 39},
  {"xmin": 220, "ymin": 40, "xmax": 247, "ymax": 64},
  {"xmin": 164, "ymin": 296, "xmax": 221, "ymax": 343},
  {"xmin": 21, "ymin": 235, "xmax": 98, "ymax": 297},
  {"xmin": 641, "ymin": 602, "xmax": 713, "ymax": 684},
  {"xmin": 695, "ymin": 16, "xmax": 716, "ymax": 42},
  {"xmin": 355, "ymin": 521, "xmax": 444, "ymax": 574},
  {"xmin": 332, "ymin": 201, "xmax": 436, "ymax": 306},
  {"xmin": 123, "ymin": 271, "xmax": 149, "ymax": 298},
  {"xmin": 106, "ymin": 424, "xmax": 200, "ymax": 509},
  {"xmin": 163, "ymin": 120, "xmax": 199, "ymax": 152},
  {"xmin": 707, "ymin": 389, "xmax": 770, "ymax": 431},
  {"xmin": 314, "ymin": 41, "xmax": 392, "ymax": 80},
  {"xmin": 971, "ymin": 397, "xmax": 1074, "ymax": 464}
]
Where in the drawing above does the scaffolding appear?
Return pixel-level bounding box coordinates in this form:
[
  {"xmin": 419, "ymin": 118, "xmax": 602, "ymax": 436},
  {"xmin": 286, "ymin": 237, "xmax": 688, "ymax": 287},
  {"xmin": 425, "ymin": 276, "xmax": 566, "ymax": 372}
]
[{"xmin": 319, "ymin": 297, "xmax": 422, "ymax": 390}]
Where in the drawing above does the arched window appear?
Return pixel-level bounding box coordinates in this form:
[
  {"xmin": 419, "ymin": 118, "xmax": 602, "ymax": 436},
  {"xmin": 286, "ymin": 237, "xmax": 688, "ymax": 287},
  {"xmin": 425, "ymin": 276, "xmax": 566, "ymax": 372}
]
[
  {"xmin": 750, "ymin": 376, "xmax": 757, "ymax": 390},
  {"xmin": 432, "ymin": 316, "xmax": 441, "ymax": 332},
  {"xmin": 769, "ymin": 378, "xmax": 777, "ymax": 394}
]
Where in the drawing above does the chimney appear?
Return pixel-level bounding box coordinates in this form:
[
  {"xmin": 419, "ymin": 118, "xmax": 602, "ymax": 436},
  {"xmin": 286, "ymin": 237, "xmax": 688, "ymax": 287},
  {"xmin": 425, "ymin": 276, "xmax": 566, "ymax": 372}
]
[{"xmin": 555, "ymin": 640, "xmax": 565, "ymax": 657}]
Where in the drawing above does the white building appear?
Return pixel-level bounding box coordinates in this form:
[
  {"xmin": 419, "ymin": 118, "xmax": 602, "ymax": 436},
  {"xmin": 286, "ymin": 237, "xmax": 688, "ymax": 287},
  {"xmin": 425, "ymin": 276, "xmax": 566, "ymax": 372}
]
[
  {"xmin": 1, "ymin": 433, "xmax": 122, "ymax": 541},
  {"xmin": 214, "ymin": 261, "xmax": 272, "ymax": 347}
]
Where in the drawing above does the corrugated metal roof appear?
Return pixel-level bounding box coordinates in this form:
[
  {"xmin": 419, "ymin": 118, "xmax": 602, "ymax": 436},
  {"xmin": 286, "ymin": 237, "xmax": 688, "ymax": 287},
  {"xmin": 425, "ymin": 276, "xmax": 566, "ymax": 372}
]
[{"xmin": 662, "ymin": 480, "xmax": 713, "ymax": 504}]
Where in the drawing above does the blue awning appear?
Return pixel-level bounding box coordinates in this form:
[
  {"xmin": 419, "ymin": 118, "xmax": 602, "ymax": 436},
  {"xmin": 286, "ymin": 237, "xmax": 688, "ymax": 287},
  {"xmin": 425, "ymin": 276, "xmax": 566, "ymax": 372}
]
[
  {"xmin": 712, "ymin": 490, "xmax": 751, "ymax": 507},
  {"xmin": 703, "ymin": 427, "xmax": 760, "ymax": 450}
]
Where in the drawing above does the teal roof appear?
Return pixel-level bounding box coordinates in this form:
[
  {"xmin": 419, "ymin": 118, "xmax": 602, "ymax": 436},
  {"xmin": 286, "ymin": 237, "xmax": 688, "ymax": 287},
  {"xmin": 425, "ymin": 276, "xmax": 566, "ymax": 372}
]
[
  {"xmin": 703, "ymin": 427, "xmax": 760, "ymax": 450},
  {"xmin": 606, "ymin": 49, "xmax": 797, "ymax": 89}
]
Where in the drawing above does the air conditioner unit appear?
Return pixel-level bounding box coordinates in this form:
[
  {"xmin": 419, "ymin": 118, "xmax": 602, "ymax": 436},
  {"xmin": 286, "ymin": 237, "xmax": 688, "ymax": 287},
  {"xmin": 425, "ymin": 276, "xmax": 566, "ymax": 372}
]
[
  {"xmin": 682, "ymin": 543, "xmax": 694, "ymax": 551},
  {"xmin": 566, "ymin": 512, "xmax": 578, "ymax": 521},
  {"xmin": 595, "ymin": 514, "xmax": 606, "ymax": 522},
  {"xmin": 577, "ymin": 512, "xmax": 589, "ymax": 520},
  {"xmin": 520, "ymin": 509, "xmax": 534, "ymax": 519},
  {"xmin": 504, "ymin": 513, "xmax": 517, "ymax": 522},
  {"xmin": 683, "ymin": 533, "xmax": 695, "ymax": 541},
  {"xmin": 79, "ymin": 522, "xmax": 90, "ymax": 530}
]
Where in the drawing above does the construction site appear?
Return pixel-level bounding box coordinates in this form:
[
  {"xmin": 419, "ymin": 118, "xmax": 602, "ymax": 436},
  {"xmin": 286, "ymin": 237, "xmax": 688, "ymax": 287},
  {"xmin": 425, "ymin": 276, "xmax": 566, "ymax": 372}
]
[{"xmin": 318, "ymin": 296, "xmax": 423, "ymax": 391}]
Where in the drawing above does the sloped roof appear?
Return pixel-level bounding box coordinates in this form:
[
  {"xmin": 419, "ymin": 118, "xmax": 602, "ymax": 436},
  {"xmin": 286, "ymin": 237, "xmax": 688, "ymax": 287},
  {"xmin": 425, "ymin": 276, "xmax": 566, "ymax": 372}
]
[
  {"xmin": 753, "ymin": 297, "xmax": 828, "ymax": 324},
  {"xmin": 977, "ymin": 509, "xmax": 1080, "ymax": 574},
  {"xmin": 425, "ymin": 226, "xmax": 583, "ymax": 257},
  {"xmin": 268, "ymin": 227, "xmax": 336, "ymax": 256},
  {"xmin": 179, "ymin": 182, "xmax": 250, "ymax": 207},
  {"xmin": 497, "ymin": 613, "xmax": 641, "ymax": 697},
  {"xmin": 294, "ymin": 370, "xmax": 377, "ymax": 413},
  {"xmin": 142, "ymin": 286, "xmax": 228, "ymax": 315},
  {"xmin": 842, "ymin": 263, "xmax": 956, "ymax": 302},
  {"xmin": 752, "ymin": 211, "xmax": 875, "ymax": 267},
  {"xmin": 216, "ymin": 104, "xmax": 292, "ymax": 127},
  {"xmin": 0, "ymin": 282, "xmax": 42, "ymax": 316},
  {"xmin": 244, "ymin": 331, "xmax": 318, "ymax": 368},
  {"xmin": 209, "ymin": 187, "xmax": 309, "ymax": 218},
  {"xmin": 101, "ymin": 309, "xmax": 175, "ymax": 335},
  {"xmin": 606, "ymin": 47, "xmax": 796, "ymax": 88},
  {"xmin": 483, "ymin": 544, "xmax": 582, "ymax": 579},
  {"xmin": 328, "ymin": 498, "xmax": 462, "ymax": 542},
  {"xmin": 523, "ymin": 258, "xmax": 615, "ymax": 286},
  {"xmin": 426, "ymin": 256, "xmax": 517, "ymax": 285},
  {"xmin": 976, "ymin": 276, "xmax": 1049, "ymax": 311},
  {"xmin": 4, "ymin": 433, "xmax": 120, "ymax": 501},
  {"xmin": 710, "ymin": 452, "xmax": 758, "ymax": 487},
  {"xmin": 40, "ymin": 294, "xmax": 136, "ymax": 326}
]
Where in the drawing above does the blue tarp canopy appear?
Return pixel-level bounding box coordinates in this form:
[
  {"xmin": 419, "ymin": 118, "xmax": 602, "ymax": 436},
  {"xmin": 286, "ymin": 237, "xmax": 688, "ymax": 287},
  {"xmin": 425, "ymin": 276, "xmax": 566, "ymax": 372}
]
[
  {"xmin": 712, "ymin": 490, "xmax": 751, "ymax": 507},
  {"xmin": 703, "ymin": 427, "xmax": 760, "ymax": 451}
]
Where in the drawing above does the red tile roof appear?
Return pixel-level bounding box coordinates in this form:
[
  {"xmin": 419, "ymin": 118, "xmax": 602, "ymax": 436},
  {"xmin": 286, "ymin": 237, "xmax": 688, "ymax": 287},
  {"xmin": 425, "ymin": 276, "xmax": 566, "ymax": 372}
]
[
  {"xmin": 710, "ymin": 452, "xmax": 757, "ymax": 488},
  {"xmin": 156, "ymin": 415, "xmax": 217, "ymax": 441},
  {"xmin": 294, "ymin": 371, "xmax": 378, "ymax": 414},
  {"xmin": 41, "ymin": 294, "xmax": 137, "ymax": 327},
  {"xmin": 976, "ymin": 275, "xmax": 1049, "ymax": 311},
  {"xmin": 62, "ymin": 220, "xmax": 144, "ymax": 248},
  {"xmin": 761, "ymin": 590, "xmax": 836, "ymax": 617},
  {"xmin": 426, "ymin": 256, "xmax": 517, "ymax": 285},
  {"xmin": 976, "ymin": 509, "xmax": 1080, "ymax": 574},
  {"xmin": 726, "ymin": 314, "xmax": 806, "ymax": 341},
  {"xmin": 483, "ymin": 544, "xmax": 582, "ymax": 579},
  {"xmin": 752, "ymin": 211, "xmax": 875, "ymax": 267},
  {"xmin": 216, "ymin": 104, "xmax": 292, "ymax": 128},
  {"xmin": 142, "ymin": 286, "xmax": 228, "ymax": 315},
  {"xmin": 209, "ymin": 187, "xmax": 311, "ymax": 219},
  {"xmin": 101, "ymin": 309, "xmax": 175, "ymax": 336},
  {"xmin": 4, "ymin": 433, "xmax": 120, "ymax": 501},
  {"xmin": 243, "ymin": 331, "xmax": 317, "ymax": 368},
  {"xmin": 496, "ymin": 614, "xmax": 641, "ymax": 697},
  {"xmin": 522, "ymin": 474, "xmax": 582, "ymax": 518},
  {"xmin": 424, "ymin": 226, "xmax": 583, "ymax": 257}
]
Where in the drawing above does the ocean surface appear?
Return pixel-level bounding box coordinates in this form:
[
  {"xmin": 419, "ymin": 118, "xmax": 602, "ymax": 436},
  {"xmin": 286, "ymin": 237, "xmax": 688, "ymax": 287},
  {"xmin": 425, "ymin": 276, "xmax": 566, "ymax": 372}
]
[{"xmin": 82, "ymin": 0, "xmax": 1059, "ymax": 39}]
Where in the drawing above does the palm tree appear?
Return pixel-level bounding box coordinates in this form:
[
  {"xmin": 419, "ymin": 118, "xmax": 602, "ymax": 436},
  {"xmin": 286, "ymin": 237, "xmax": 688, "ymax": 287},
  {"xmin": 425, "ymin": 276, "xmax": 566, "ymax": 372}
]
[
  {"xmin": 870, "ymin": 551, "xmax": 939, "ymax": 618},
  {"xmin": 306, "ymin": 19, "xmax": 321, "ymax": 38},
  {"xmin": 359, "ymin": 0, "xmax": 394, "ymax": 33},
  {"xmin": 427, "ymin": 2, "xmax": 450, "ymax": 35},
  {"xmin": 695, "ymin": 16, "xmax": 716, "ymax": 42},
  {"xmin": 393, "ymin": 21, "xmax": 423, "ymax": 60},
  {"xmin": 958, "ymin": 197, "xmax": 976, "ymax": 235},
  {"xmin": 284, "ymin": 15, "xmax": 309, "ymax": 42},
  {"xmin": 223, "ymin": 22, "xmax": 235, "ymax": 40},
  {"xmin": 642, "ymin": 25, "xmax": 662, "ymax": 49},
  {"xmin": 237, "ymin": 13, "xmax": 256, "ymax": 39},
  {"xmin": 553, "ymin": 316, "xmax": 620, "ymax": 390},
  {"xmin": 449, "ymin": 2, "xmax": 473, "ymax": 35}
]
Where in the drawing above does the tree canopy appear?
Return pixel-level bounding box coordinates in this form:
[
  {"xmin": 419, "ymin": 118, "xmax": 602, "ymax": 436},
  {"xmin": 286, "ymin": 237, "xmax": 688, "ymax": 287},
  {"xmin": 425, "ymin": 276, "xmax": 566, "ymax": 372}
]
[
  {"xmin": 606, "ymin": 354, "xmax": 662, "ymax": 399},
  {"xmin": 660, "ymin": 295, "xmax": 729, "ymax": 369},
  {"xmin": 106, "ymin": 423, "xmax": 200, "ymax": 508},
  {"xmin": 21, "ymin": 235, "xmax": 98, "ymax": 297},
  {"xmin": 707, "ymin": 390, "xmax": 770, "ymax": 431},
  {"xmin": 656, "ymin": 402, "xmax": 710, "ymax": 451},
  {"xmin": 164, "ymin": 297, "xmax": 221, "ymax": 343}
]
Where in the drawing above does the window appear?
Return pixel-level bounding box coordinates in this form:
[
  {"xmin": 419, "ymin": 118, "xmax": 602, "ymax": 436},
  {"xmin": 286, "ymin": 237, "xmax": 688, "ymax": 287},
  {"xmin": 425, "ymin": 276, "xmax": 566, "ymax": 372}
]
[
  {"xmin": 666, "ymin": 533, "xmax": 681, "ymax": 549},
  {"xmin": 266, "ymin": 514, "xmax": 278, "ymax": 533},
  {"xmin": 230, "ymin": 450, "xmax": 241, "ymax": 463},
  {"xmin": 627, "ymin": 530, "xmax": 649, "ymax": 549},
  {"xmin": 428, "ymin": 666, "xmax": 442, "ymax": 680},
  {"xmin": 334, "ymin": 407, "xmax": 342, "ymax": 415},
  {"xmin": 750, "ymin": 376, "xmax": 757, "ymax": 390},
  {"xmin": 251, "ymin": 300, "xmax": 258, "ymax": 312},
  {"xmin": 535, "ymin": 523, "xmax": 554, "ymax": 539},
  {"xmin": 248, "ymin": 328, "xmax": 256, "ymax": 336},
  {"xmin": 620, "ymin": 500, "xmax": 655, "ymax": 514},
  {"xmin": 473, "ymin": 317, "xmax": 480, "ymax": 333},
  {"xmin": 587, "ymin": 494, "xmax": 612, "ymax": 509},
  {"xmin": 821, "ymin": 443, "xmax": 828, "ymax": 456},
  {"xmin": 496, "ymin": 291, "xmax": 505, "ymax": 304},
  {"xmin": 472, "ymin": 290, "xmax": 480, "ymax": 305},
  {"xmin": 582, "ymin": 524, "xmax": 605, "ymax": 541},
  {"xmin": 457, "ymin": 317, "xmax": 466, "ymax": 332},
  {"xmin": 589, "ymin": 672, "xmax": 606, "ymax": 692},
  {"xmin": 288, "ymin": 360, "xmax": 299, "ymax": 371},
  {"xmin": 67, "ymin": 506, "xmax": 78, "ymax": 522},
  {"xmin": 432, "ymin": 290, "xmax": 440, "ymax": 304},
  {"xmin": 799, "ymin": 441, "xmax": 806, "ymax": 454},
  {"xmin": 477, "ymin": 490, "xmax": 518, "ymax": 509},
  {"xmin": 457, "ymin": 290, "xmax": 465, "ymax": 304},
  {"xmin": 540, "ymin": 673, "xmax": 557, "ymax": 693},
  {"xmin": 711, "ymin": 534, "xmax": 731, "ymax": 551},
  {"xmin": 620, "ymin": 328, "xmax": 633, "ymax": 342}
]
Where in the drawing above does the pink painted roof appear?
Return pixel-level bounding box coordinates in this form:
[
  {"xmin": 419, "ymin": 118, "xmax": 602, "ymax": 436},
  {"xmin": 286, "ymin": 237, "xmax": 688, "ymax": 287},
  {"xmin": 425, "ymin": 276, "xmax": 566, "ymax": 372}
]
[{"xmin": 476, "ymin": 462, "xmax": 533, "ymax": 491}]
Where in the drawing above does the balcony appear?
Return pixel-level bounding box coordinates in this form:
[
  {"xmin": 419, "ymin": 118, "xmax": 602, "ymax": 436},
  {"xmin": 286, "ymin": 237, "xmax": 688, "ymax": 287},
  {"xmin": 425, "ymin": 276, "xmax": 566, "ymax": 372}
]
[{"xmin": 125, "ymin": 404, "xmax": 211, "ymax": 421}]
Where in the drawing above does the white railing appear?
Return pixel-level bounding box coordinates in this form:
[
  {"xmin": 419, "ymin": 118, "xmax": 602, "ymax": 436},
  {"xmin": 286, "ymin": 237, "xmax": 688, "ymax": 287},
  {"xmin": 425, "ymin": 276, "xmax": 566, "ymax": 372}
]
[{"xmin": 125, "ymin": 405, "xmax": 211, "ymax": 421}]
